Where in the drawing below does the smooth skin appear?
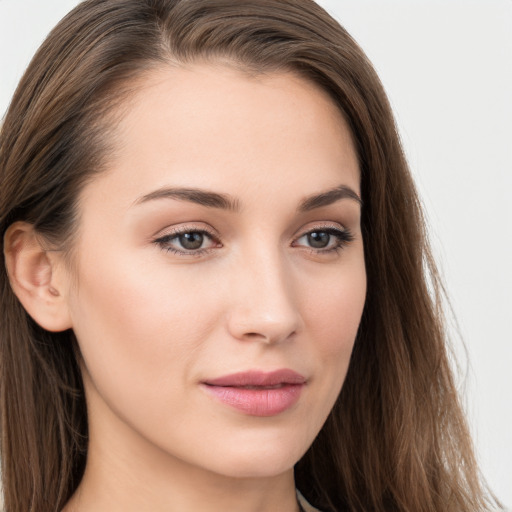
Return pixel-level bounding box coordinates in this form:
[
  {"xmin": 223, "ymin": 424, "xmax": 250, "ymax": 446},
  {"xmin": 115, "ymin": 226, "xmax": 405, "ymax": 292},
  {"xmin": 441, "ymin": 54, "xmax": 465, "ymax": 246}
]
[{"xmin": 5, "ymin": 63, "xmax": 366, "ymax": 512}]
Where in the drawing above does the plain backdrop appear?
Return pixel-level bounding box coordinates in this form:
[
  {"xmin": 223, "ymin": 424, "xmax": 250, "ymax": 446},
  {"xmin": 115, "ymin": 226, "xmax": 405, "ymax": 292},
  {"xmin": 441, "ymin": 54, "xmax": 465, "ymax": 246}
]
[{"xmin": 1, "ymin": 0, "xmax": 511, "ymax": 507}]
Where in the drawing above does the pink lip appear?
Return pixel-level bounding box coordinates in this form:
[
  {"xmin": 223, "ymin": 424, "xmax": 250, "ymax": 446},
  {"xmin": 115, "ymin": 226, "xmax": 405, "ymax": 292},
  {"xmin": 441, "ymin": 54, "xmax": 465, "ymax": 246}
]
[{"xmin": 202, "ymin": 369, "xmax": 306, "ymax": 417}]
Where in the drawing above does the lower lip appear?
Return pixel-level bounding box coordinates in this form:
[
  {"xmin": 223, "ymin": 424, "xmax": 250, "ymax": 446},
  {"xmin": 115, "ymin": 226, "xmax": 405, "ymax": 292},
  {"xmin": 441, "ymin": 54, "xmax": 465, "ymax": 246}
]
[{"xmin": 202, "ymin": 384, "xmax": 304, "ymax": 416}]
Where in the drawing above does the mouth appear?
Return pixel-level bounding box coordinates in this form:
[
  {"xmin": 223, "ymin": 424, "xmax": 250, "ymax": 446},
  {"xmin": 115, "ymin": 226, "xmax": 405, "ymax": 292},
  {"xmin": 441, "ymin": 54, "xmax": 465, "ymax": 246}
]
[{"xmin": 201, "ymin": 369, "xmax": 306, "ymax": 417}]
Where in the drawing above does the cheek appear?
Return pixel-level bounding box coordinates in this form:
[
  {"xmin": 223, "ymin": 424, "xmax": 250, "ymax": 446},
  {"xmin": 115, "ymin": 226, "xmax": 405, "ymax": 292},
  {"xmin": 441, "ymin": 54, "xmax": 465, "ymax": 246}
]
[
  {"xmin": 71, "ymin": 245, "xmax": 216, "ymax": 338},
  {"xmin": 304, "ymin": 261, "xmax": 366, "ymax": 357},
  {"xmin": 304, "ymin": 257, "xmax": 366, "ymax": 388},
  {"xmin": 289, "ymin": 258, "xmax": 366, "ymax": 442},
  {"xmin": 67, "ymin": 251, "xmax": 222, "ymax": 411}
]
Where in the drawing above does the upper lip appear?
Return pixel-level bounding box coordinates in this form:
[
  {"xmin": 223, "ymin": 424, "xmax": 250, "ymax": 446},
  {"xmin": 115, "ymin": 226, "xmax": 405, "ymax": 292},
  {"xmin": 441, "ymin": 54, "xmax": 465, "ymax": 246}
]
[{"xmin": 203, "ymin": 369, "xmax": 306, "ymax": 387}]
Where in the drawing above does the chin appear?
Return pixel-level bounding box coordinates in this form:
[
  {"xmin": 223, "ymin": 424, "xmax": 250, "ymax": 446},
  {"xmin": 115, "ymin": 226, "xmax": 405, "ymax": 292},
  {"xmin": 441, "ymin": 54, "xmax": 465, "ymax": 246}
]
[{"xmin": 200, "ymin": 435, "xmax": 309, "ymax": 479}]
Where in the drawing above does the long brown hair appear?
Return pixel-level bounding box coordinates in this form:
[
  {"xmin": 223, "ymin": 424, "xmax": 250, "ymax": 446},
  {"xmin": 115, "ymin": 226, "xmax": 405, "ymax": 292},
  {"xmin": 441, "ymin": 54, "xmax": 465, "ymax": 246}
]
[{"xmin": 0, "ymin": 1, "xmax": 500, "ymax": 511}]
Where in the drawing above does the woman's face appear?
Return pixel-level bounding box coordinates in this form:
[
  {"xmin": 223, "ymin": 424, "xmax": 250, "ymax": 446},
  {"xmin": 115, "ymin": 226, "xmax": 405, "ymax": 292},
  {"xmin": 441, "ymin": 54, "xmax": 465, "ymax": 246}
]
[{"xmin": 64, "ymin": 64, "xmax": 366, "ymax": 479}]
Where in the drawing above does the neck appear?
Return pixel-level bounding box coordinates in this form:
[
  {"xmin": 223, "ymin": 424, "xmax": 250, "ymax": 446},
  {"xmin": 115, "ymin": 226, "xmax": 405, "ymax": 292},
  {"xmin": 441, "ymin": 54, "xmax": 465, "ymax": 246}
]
[{"xmin": 66, "ymin": 467, "xmax": 299, "ymax": 512}]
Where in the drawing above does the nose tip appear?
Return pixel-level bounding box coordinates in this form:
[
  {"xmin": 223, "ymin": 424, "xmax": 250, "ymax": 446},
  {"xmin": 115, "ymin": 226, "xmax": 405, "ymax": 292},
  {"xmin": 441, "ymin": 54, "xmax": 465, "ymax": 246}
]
[
  {"xmin": 228, "ymin": 310, "xmax": 299, "ymax": 344},
  {"xmin": 226, "ymin": 258, "xmax": 302, "ymax": 345}
]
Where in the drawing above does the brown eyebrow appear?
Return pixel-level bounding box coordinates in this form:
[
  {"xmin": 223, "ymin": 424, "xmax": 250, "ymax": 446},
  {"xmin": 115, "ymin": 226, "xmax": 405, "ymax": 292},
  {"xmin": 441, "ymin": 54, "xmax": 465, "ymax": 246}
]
[
  {"xmin": 135, "ymin": 187, "xmax": 241, "ymax": 212},
  {"xmin": 135, "ymin": 184, "xmax": 361, "ymax": 212},
  {"xmin": 298, "ymin": 185, "xmax": 362, "ymax": 211}
]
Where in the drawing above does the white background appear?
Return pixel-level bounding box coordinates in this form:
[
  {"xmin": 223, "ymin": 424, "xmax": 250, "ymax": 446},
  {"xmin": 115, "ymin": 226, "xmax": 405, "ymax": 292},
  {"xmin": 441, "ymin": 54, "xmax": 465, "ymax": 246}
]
[{"xmin": 1, "ymin": 0, "xmax": 511, "ymax": 507}]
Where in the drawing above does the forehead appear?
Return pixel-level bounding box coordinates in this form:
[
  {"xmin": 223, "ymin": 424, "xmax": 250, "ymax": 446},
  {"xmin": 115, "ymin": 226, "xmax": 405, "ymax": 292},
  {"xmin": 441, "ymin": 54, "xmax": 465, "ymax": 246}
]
[{"xmin": 82, "ymin": 63, "xmax": 360, "ymax": 209}]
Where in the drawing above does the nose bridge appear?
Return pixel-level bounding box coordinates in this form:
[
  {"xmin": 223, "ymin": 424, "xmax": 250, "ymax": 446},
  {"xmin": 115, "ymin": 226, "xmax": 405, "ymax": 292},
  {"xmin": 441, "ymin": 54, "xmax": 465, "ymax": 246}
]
[{"xmin": 227, "ymin": 240, "xmax": 301, "ymax": 344}]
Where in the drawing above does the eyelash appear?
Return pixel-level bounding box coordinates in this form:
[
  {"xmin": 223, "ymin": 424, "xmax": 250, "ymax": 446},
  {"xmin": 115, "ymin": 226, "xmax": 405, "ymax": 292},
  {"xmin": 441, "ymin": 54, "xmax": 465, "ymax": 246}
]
[
  {"xmin": 292, "ymin": 227, "xmax": 354, "ymax": 255},
  {"xmin": 154, "ymin": 227, "xmax": 220, "ymax": 257},
  {"xmin": 153, "ymin": 225, "xmax": 354, "ymax": 257}
]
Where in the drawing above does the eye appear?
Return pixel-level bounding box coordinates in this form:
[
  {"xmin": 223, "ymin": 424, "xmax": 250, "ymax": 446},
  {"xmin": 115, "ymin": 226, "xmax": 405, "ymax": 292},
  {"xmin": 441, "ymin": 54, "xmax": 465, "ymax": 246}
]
[
  {"xmin": 304, "ymin": 231, "xmax": 331, "ymax": 249},
  {"xmin": 154, "ymin": 228, "xmax": 219, "ymax": 255},
  {"xmin": 293, "ymin": 227, "xmax": 354, "ymax": 253},
  {"xmin": 176, "ymin": 232, "xmax": 205, "ymax": 250}
]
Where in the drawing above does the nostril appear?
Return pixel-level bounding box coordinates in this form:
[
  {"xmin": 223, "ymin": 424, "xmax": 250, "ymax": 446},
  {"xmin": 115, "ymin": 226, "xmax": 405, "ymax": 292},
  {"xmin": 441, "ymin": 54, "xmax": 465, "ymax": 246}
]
[
  {"xmin": 243, "ymin": 332, "xmax": 270, "ymax": 342},
  {"xmin": 240, "ymin": 329, "xmax": 298, "ymax": 345}
]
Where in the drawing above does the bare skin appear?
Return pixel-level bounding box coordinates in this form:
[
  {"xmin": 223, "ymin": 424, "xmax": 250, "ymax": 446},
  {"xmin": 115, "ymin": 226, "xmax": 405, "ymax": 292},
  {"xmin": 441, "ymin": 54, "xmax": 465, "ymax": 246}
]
[{"xmin": 10, "ymin": 63, "xmax": 366, "ymax": 512}]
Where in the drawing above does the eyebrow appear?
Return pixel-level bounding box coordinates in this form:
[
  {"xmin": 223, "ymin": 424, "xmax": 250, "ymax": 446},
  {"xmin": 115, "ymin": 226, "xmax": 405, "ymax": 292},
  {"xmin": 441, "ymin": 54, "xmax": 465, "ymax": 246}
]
[
  {"xmin": 298, "ymin": 185, "xmax": 362, "ymax": 212},
  {"xmin": 134, "ymin": 184, "xmax": 362, "ymax": 211},
  {"xmin": 135, "ymin": 187, "xmax": 241, "ymax": 211}
]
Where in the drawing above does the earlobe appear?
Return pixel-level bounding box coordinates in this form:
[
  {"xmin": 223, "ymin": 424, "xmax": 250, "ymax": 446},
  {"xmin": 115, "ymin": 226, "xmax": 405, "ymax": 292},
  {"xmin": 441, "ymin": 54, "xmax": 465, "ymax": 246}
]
[{"xmin": 3, "ymin": 221, "xmax": 73, "ymax": 332}]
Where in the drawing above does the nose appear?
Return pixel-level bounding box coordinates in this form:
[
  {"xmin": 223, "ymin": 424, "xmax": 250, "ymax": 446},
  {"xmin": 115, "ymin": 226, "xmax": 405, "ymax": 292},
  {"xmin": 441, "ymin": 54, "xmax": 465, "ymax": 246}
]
[{"xmin": 226, "ymin": 248, "xmax": 302, "ymax": 345}]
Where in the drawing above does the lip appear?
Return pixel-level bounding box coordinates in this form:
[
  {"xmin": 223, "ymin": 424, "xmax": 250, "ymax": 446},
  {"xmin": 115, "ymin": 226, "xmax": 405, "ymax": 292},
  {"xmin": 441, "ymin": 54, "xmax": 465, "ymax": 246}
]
[{"xmin": 202, "ymin": 369, "xmax": 306, "ymax": 417}]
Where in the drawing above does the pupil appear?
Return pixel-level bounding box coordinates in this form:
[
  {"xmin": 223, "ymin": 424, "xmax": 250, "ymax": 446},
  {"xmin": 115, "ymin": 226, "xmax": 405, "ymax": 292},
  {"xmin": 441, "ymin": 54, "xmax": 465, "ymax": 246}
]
[
  {"xmin": 179, "ymin": 232, "xmax": 204, "ymax": 250},
  {"xmin": 308, "ymin": 231, "xmax": 330, "ymax": 248}
]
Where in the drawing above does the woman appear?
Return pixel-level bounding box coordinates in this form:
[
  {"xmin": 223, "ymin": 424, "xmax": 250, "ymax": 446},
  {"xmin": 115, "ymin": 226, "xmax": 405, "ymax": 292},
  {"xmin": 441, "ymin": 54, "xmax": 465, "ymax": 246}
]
[{"xmin": 0, "ymin": 0, "xmax": 501, "ymax": 511}]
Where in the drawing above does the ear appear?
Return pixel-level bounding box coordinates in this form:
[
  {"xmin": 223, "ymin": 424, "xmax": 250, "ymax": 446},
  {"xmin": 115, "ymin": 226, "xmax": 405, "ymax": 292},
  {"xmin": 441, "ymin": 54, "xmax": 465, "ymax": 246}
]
[{"xmin": 3, "ymin": 221, "xmax": 73, "ymax": 332}]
